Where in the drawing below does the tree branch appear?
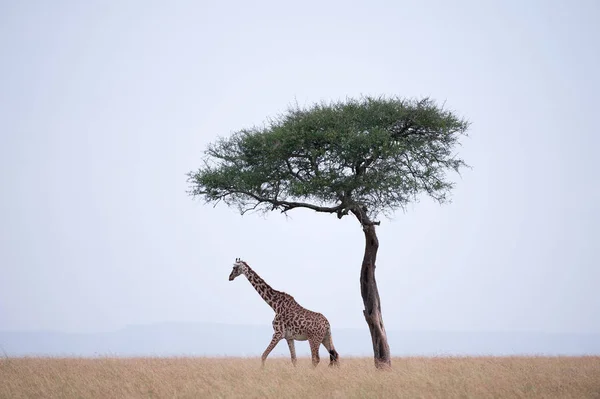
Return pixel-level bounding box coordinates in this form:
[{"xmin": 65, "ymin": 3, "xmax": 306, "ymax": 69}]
[
  {"xmin": 285, "ymin": 159, "xmax": 306, "ymax": 182},
  {"xmin": 227, "ymin": 189, "xmax": 345, "ymax": 214},
  {"xmin": 355, "ymin": 156, "xmax": 376, "ymax": 176}
]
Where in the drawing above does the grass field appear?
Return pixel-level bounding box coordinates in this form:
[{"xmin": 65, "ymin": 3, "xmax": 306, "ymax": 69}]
[{"xmin": 1, "ymin": 356, "xmax": 599, "ymax": 398}]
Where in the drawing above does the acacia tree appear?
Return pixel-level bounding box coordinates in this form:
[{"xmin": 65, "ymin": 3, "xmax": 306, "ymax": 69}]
[{"xmin": 187, "ymin": 96, "xmax": 470, "ymax": 368}]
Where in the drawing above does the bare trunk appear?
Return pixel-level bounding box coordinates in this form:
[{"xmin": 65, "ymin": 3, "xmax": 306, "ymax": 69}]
[{"xmin": 352, "ymin": 208, "xmax": 391, "ymax": 369}]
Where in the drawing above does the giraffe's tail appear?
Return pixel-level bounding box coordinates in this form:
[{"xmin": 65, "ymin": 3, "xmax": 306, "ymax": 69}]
[
  {"xmin": 328, "ymin": 348, "xmax": 339, "ymax": 364},
  {"xmin": 324, "ymin": 328, "xmax": 340, "ymax": 366}
]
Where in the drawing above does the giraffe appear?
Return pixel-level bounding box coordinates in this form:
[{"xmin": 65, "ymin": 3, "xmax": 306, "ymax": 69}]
[{"xmin": 228, "ymin": 258, "xmax": 340, "ymax": 367}]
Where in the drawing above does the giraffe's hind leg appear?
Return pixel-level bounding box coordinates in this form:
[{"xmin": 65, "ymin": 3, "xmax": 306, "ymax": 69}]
[
  {"xmin": 308, "ymin": 338, "xmax": 321, "ymax": 367},
  {"xmin": 261, "ymin": 333, "xmax": 282, "ymax": 367},
  {"xmin": 286, "ymin": 339, "xmax": 297, "ymax": 366}
]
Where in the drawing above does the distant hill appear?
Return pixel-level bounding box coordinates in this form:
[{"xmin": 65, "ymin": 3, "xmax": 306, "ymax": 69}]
[{"xmin": 1, "ymin": 323, "xmax": 599, "ymax": 357}]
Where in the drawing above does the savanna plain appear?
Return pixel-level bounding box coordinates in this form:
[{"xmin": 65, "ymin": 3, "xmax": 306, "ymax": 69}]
[{"xmin": 1, "ymin": 356, "xmax": 599, "ymax": 398}]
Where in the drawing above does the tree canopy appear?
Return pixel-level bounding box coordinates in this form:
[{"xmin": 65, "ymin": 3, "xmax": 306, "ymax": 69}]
[{"xmin": 188, "ymin": 96, "xmax": 470, "ymax": 222}]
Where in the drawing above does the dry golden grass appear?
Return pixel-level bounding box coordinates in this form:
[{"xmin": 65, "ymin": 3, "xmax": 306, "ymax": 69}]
[{"xmin": 1, "ymin": 356, "xmax": 599, "ymax": 398}]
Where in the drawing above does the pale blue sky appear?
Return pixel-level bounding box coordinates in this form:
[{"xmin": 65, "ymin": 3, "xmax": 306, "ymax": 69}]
[{"xmin": 0, "ymin": 0, "xmax": 598, "ymax": 336}]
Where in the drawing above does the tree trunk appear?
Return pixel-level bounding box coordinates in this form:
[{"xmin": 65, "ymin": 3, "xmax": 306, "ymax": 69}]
[{"xmin": 352, "ymin": 208, "xmax": 391, "ymax": 369}]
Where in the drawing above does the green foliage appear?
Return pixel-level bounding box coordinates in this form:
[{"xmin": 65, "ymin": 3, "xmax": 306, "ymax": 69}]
[{"xmin": 188, "ymin": 96, "xmax": 470, "ymax": 220}]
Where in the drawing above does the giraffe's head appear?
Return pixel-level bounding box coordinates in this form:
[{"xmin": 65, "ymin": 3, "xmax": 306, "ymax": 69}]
[{"xmin": 229, "ymin": 258, "xmax": 247, "ymax": 281}]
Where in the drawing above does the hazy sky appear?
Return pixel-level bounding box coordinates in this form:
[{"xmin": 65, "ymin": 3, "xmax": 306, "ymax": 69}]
[{"xmin": 1, "ymin": 0, "xmax": 598, "ymax": 336}]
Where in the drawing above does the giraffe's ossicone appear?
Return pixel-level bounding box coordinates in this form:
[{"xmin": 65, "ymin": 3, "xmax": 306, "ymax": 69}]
[{"xmin": 229, "ymin": 258, "xmax": 340, "ymax": 367}]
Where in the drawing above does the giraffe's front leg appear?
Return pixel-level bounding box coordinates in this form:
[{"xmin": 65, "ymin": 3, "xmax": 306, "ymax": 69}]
[
  {"xmin": 261, "ymin": 333, "xmax": 282, "ymax": 367},
  {"xmin": 286, "ymin": 339, "xmax": 297, "ymax": 366}
]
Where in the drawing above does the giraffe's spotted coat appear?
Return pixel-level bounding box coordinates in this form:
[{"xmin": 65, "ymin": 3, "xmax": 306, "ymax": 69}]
[{"xmin": 229, "ymin": 259, "xmax": 339, "ymax": 367}]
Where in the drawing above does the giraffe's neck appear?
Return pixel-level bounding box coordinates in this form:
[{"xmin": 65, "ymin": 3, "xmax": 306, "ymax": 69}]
[{"xmin": 242, "ymin": 264, "xmax": 279, "ymax": 310}]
